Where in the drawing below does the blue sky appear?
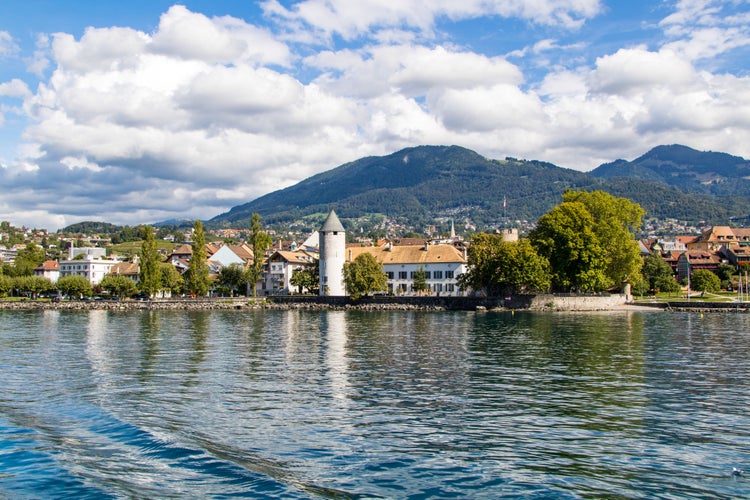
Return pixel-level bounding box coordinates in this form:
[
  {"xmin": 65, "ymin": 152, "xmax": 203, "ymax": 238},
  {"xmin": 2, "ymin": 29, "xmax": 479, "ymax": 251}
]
[{"xmin": 1, "ymin": 0, "xmax": 749, "ymax": 230}]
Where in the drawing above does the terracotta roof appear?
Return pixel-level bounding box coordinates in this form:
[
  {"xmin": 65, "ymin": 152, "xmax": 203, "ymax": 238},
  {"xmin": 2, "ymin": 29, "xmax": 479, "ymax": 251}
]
[
  {"xmin": 346, "ymin": 244, "xmax": 466, "ymax": 265},
  {"xmin": 171, "ymin": 244, "xmax": 193, "ymax": 255},
  {"xmin": 35, "ymin": 260, "xmax": 59, "ymax": 271}
]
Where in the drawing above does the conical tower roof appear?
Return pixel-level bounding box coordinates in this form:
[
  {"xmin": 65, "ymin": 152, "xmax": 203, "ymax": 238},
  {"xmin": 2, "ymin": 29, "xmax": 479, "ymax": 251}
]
[{"xmin": 320, "ymin": 209, "xmax": 345, "ymax": 232}]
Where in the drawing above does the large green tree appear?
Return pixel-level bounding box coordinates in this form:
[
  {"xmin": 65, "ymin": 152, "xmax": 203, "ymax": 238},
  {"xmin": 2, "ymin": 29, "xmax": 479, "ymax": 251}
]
[
  {"xmin": 186, "ymin": 220, "xmax": 210, "ymax": 297},
  {"xmin": 56, "ymin": 275, "xmax": 93, "ymax": 299},
  {"xmin": 641, "ymin": 253, "xmax": 677, "ymax": 293},
  {"xmin": 529, "ymin": 201, "xmax": 608, "ymax": 292},
  {"xmin": 563, "ymin": 190, "xmax": 645, "ymax": 288},
  {"xmin": 248, "ymin": 213, "xmax": 272, "ymax": 297},
  {"xmin": 100, "ymin": 274, "xmax": 138, "ymax": 298},
  {"xmin": 159, "ymin": 263, "xmax": 184, "ymax": 295},
  {"xmin": 458, "ymin": 234, "xmax": 550, "ymax": 295},
  {"xmin": 13, "ymin": 243, "xmax": 46, "ymax": 277},
  {"xmin": 14, "ymin": 276, "xmax": 54, "ymax": 298},
  {"xmin": 138, "ymin": 226, "xmax": 161, "ymax": 298},
  {"xmin": 343, "ymin": 253, "xmax": 387, "ymax": 300},
  {"xmin": 216, "ymin": 263, "xmax": 250, "ymax": 296},
  {"xmin": 690, "ymin": 269, "xmax": 721, "ymax": 295}
]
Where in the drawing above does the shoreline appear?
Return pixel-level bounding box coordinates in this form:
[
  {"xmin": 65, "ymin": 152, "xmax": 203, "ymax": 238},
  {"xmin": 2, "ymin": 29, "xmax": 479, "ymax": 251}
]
[{"xmin": 1, "ymin": 296, "xmax": 746, "ymax": 313}]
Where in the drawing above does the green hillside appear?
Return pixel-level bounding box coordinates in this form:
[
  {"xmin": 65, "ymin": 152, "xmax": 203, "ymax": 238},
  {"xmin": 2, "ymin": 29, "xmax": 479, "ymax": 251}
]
[{"xmin": 210, "ymin": 144, "xmax": 743, "ymax": 229}]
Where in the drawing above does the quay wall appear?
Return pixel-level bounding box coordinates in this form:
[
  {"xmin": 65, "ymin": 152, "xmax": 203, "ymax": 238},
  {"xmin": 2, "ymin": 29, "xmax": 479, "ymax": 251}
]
[{"xmin": 0, "ymin": 293, "xmax": 637, "ymax": 312}]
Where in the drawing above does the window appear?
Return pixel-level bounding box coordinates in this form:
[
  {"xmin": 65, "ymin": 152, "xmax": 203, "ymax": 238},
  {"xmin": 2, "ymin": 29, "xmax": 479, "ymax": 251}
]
[
  {"xmin": 424, "ymin": 271, "xmax": 431, "ymax": 279},
  {"xmin": 433, "ymin": 271, "xmax": 443, "ymax": 279},
  {"xmin": 386, "ymin": 272, "xmax": 394, "ymax": 279},
  {"xmin": 398, "ymin": 271, "xmax": 407, "ymax": 279},
  {"xmin": 446, "ymin": 271, "xmax": 454, "ymax": 279}
]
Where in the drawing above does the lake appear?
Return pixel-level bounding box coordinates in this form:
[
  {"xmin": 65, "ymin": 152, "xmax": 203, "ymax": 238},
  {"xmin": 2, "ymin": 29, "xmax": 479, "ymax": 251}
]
[{"xmin": 1, "ymin": 308, "xmax": 748, "ymax": 498}]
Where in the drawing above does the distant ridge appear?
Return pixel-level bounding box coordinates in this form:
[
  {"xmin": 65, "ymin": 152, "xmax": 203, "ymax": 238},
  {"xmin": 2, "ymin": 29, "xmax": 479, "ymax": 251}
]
[{"xmin": 207, "ymin": 144, "xmax": 750, "ymax": 229}]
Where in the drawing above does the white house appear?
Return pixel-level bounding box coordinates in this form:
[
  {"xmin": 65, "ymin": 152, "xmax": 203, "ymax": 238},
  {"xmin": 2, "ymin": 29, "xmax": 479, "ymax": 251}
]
[
  {"xmin": 59, "ymin": 255, "xmax": 122, "ymax": 285},
  {"xmin": 263, "ymin": 250, "xmax": 318, "ymax": 294},
  {"xmin": 346, "ymin": 242, "xmax": 467, "ymax": 296},
  {"xmin": 34, "ymin": 260, "xmax": 60, "ymax": 283}
]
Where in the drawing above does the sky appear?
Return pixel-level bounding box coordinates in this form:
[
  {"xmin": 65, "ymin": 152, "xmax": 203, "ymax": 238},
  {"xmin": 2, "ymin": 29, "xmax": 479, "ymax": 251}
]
[{"xmin": 1, "ymin": 0, "xmax": 749, "ymax": 231}]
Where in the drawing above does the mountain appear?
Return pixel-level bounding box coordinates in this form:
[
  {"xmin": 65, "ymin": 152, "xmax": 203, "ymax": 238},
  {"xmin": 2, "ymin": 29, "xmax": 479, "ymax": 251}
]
[{"xmin": 209, "ymin": 144, "xmax": 749, "ymax": 229}]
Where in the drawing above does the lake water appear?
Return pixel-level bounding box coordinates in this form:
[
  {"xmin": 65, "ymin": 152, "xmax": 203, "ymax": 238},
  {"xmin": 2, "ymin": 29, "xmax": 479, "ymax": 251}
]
[{"xmin": 1, "ymin": 308, "xmax": 749, "ymax": 499}]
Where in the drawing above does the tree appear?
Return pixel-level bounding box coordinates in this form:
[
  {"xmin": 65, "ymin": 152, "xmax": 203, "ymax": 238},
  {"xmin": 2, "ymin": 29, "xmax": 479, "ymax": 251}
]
[
  {"xmin": 290, "ymin": 260, "xmax": 319, "ymax": 294},
  {"xmin": 216, "ymin": 263, "xmax": 249, "ymax": 296},
  {"xmin": 248, "ymin": 213, "xmax": 272, "ymax": 297},
  {"xmin": 159, "ymin": 263, "xmax": 184, "ymax": 295},
  {"xmin": 0, "ymin": 275, "xmax": 12, "ymax": 297},
  {"xmin": 458, "ymin": 234, "xmax": 550, "ymax": 295},
  {"xmin": 186, "ymin": 220, "xmax": 210, "ymax": 297},
  {"xmin": 15, "ymin": 276, "xmax": 54, "ymax": 298},
  {"xmin": 100, "ymin": 275, "xmax": 138, "ymax": 298},
  {"xmin": 412, "ymin": 266, "xmax": 428, "ymax": 294},
  {"xmin": 563, "ymin": 190, "xmax": 645, "ymax": 289},
  {"xmin": 690, "ymin": 269, "xmax": 721, "ymax": 295},
  {"xmin": 343, "ymin": 253, "xmax": 387, "ymax": 300},
  {"xmin": 138, "ymin": 226, "xmax": 161, "ymax": 298},
  {"xmin": 641, "ymin": 253, "xmax": 676, "ymax": 292},
  {"xmin": 529, "ymin": 201, "xmax": 608, "ymax": 292},
  {"xmin": 13, "ymin": 243, "xmax": 46, "ymax": 277},
  {"xmin": 495, "ymin": 238, "xmax": 551, "ymax": 294},
  {"xmin": 457, "ymin": 233, "xmax": 507, "ymax": 296},
  {"xmin": 56, "ymin": 275, "xmax": 93, "ymax": 299}
]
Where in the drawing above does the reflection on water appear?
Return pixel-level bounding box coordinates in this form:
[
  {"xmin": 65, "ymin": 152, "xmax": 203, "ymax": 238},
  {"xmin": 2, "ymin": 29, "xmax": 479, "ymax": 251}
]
[{"xmin": 0, "ymin": 309, "xmax": 749, "ymax": 498}]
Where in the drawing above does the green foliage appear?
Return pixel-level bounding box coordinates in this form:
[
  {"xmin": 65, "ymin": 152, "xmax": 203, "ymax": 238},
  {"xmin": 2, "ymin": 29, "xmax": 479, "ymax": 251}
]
[
  {"xmin": 412, "ymin": 267, "xmax": 428, "ymax": 294},
  {"xmin": 0, "ymin": 275, "xmax": 12, "ymax": 297},
  {"xmin": 138, "ymin": 226, "xmax": 161, "ymax": 298},
  {"xmin": 56, "ymin": 275, "xmax": 93, "ymax": 298},
  {"xmin": 562, "ymin": 190, "xmax": 645, "ymax": 288},
  {"xmin": 458, "ymin": 234, "xmax": 550, "ymax": 295},
  {"xmin": 216, "ymin": 263, "xmax": 250, "ymax": 296},
  {"xmin": 186, "ymin": 220, "xmax": 210, "ymax": 297},
  {"xmin": 159, "ymin": 263, "xmax": 184, "ymax": 294},
  {"xmin": 248, "ymin": 213, "xmax": 272, "ymax": 297},
  {"xmin": 290, "ymin": 260, "xmax": 319, "ymax": 294},
  {"xmin": 100, "ymin": 275, "xmax": 138, "ymax": 298},
  {"xmin": 343, "ymin": 253, "xmax": 387, "ymax": 300},
  {"xmin": 11, "ymin": 243, "xmax": 46, "ymax": 277},
  {"xmin": 15, "ymin": 276, "xmax": 54, "ymax": 298},
  {"xmin": 642, "ymin": 253, "xmax": 677, "ymax": 292},
  {"xmin": 208, "ymin": 144, "xmax": 744, "ymax": 230},
  {"xmin": 690, "ymin": 269, "xmax": 721, "ymax": 294},
  {"xmin": 529, "ymin": 201, "xmax": 608, "ymax": 292}
]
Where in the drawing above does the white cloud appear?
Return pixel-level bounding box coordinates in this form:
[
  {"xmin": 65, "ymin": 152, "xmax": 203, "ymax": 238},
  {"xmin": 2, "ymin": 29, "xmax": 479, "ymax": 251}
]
[
  {"xmin": 263, "ymin": 0, "xmax": 602, "ymax": 40},
  {"xmin": 4, "ymin": 1, "xmax": 750, "ymax": 230},
  {"xmin": 589, "ymin": 48, "xmax": 697, "ymax": 95},
  {"xmin": 0, "ymin": 31, "xmax": 19, "ymax": 58}
]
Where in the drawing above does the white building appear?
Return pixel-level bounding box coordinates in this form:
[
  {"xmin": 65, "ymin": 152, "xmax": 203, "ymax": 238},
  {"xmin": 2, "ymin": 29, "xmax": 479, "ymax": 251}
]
[
  {"xmin": 319, "ymin": 210, "xmax": 346, "ymax": 296},
  {"xmin": 346, "ymin": 242, "xmax": 467, "ymax": 296},
  {"xmin": 263, "ymin": 250, "xmax": 318, "ymax": 294},
  {"xmin": 59, "ymin": 255, "xmax": 121, "ymax": 285}
]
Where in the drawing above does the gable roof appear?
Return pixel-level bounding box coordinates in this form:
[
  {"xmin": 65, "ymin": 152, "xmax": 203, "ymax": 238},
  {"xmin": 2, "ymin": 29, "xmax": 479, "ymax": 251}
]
[{"xmin": 346, "ymin": 244, "xmax": 466, "ymax": 265}]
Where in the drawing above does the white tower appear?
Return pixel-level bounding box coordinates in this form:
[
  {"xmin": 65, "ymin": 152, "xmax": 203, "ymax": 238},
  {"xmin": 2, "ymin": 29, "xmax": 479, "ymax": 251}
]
[{"xmin": 319, "ymin": 210, "xmax": 346, "ymax": 296}]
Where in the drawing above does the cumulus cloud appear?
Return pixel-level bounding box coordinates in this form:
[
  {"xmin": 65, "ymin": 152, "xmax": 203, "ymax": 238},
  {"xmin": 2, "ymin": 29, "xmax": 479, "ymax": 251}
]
[
  {"xmin": 262, "ymin": 0, "xmax": 602, "ymax": 40},
  {"xmin": 3, "ymin": 1, "xmax": 750, "ymax": 230}
]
